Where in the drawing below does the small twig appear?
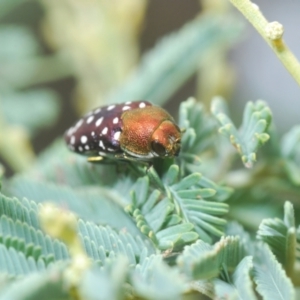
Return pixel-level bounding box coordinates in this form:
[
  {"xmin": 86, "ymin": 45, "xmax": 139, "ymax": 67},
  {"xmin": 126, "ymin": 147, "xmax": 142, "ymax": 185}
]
[{"xmin": 229, "ymin": 0, "xmax": 300, "ymax": 87}]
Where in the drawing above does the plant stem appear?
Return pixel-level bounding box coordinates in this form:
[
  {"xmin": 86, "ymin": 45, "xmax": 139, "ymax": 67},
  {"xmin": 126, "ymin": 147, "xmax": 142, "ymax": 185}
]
[
  {"xmin": 229, "ymin": 0, "xmax": 300, "ymax": 87},
  {"xmin": 286, "ymin": 228, "xmax": 297, "ymax": 283}
]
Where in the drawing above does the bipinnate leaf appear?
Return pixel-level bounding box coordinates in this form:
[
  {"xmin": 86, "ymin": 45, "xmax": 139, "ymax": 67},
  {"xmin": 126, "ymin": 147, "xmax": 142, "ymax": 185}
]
[
  {"xmin": 197, "ymin": 174, "xmax": 233, "ymax": 202},
  {"xmin": 254, "ymin": 244, "xmax": 295, "ymax": 300},
  {"xmin": 0, "ymin": 244, "xmax": 48, "ymax": 277},
  {"xmin": 0, "ymin": 192, "xmax": 39, "ymax": 228},
  {"xmin": 226, "ymin": 221, "xmax": 255, "ymax": 255},
  {"xmin": 177, "ymin": 236, "xmax": 246, "ymax": 280},
  {"xmin": 132, "ymin": 254, "xmax": 186, "ymax": 300},
  {"xmin": 0, "ymin": 215, "xmax": 68, "ymax": 261},
  {"xmin": 257, "ymin": 201, "xmax": 297, "ymax": 279},
  {"xmin": 203, "ymin": 257, "xmax": 256, "ymax": 299},
  {"xmin": 215, "ymin": 257, "xmax": 257, "ymax": 300},
  {"xmin": 0, "ymin": 267, "xmax": 68, "ymax": 300},
  {"xmin": 7, "ymin": 177, "xmax": 139, "ymax": 233},
  {"xmin": 164, "ymin": 165, "xmax": 229, "ymax": 243},
  {"xmin": 0, "ymin": 187, "xmax": 155, "ymax": 267},
  {"xmin": 211, "ymin": 97, "xmax": 272, "ymax": 168},
  {"xmin": 79, "ymin": 256, "xmax": 128, "ymax": 300},
  {"xmin": 78, "ymin": 220, "xmax": 155, "ymax": 265},
  {"xmin": 127, "ymin": 176, "xmax": 198, "ymax": 250},
  {"xmin": 128, "ymin": 166, "xmax": 229, "ymax": 249},
  {"xmin": 232, "ymin": 256, "xmax": 257, "ymax": 300},
  {"xmin": 178, "ymin": 97, "xmax": 217, "ymax": 172}
]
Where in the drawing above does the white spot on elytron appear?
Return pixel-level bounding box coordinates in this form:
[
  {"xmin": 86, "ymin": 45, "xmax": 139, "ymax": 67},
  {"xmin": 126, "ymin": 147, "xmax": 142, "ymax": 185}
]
[
  {"xmin": 108, "ymin": 148, "xmax": 115, "ymax": 152},
  {"xmin": 85, "ymin": 145, "xmax": 90, "ymax": 150},
  {"xmin": 122, "ymin": 106, "xmax": 131, "ymax": 111},
  {"xmin": 96, "ymin": 117, "xmax": 103, "ymax": 127},
  {"xmin": 76, "ymin": 119, "xmax": 83, "ymax": 128},
  {"xmin": 139, "ymin": 102, "xmax": 146, "ymax": 108},
  {"xmin": 107, "ymin": 105, "xmax": 116, "ymax": 111},
  {"xmin": 67, "ymin": 127, "xmax": 74, "ymax": 136},
  {"xmin": 86, "ymin": 115, "xmax": 94, "ymax": 124},
  {"xmin": 91, "ymin": 131, "xmax": 95, "ymax": 136},
  {"xmin": 99, "ymin": 140, "xmax": 105, "ymax": 149},
  {"xmin": 125, "ymin": 101, "xmax": 132, "ymax": 105},
  {"xmin": 102, "ymin": 127, "xmax": 108, "ymax": 135},
  {"xmin": 81, "ymin": 135, "xmax": 88, "ymax": 144},
  {"xmin": 94, "ymin": 108, "xmax": 101, "ymax": 114},
  {"xmin": 113, "ymin": 131, "xmax": 121, "ymax": 141},
  {"xmin": 70, "ymin": 136, "xmax": 75, "ymax": 145},
  {"xmin": 113, "ymin": 117, "xmax": 119, "ymax": 124},
  {"xmin": 78, "ymin": 146, "xmax": 83, "ymax": 152}
]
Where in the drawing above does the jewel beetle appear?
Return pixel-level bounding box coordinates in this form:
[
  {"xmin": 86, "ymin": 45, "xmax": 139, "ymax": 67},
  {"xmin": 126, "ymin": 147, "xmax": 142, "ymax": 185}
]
[{"xmin": 64, "ymin": 101, "xmax": 182, "ymax": 162}]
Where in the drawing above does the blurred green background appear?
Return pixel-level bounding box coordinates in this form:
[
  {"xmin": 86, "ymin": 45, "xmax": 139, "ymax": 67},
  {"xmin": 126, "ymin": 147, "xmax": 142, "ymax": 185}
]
[{"xmin": 0, "ymin": 0, "xmax": 299, "ymax": 176}]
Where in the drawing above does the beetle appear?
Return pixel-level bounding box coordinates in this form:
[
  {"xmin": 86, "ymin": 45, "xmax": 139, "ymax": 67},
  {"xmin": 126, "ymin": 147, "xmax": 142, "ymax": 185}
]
[{"xmin": 64, "ymin": 101, "xmax": 182, "ymax": 163}]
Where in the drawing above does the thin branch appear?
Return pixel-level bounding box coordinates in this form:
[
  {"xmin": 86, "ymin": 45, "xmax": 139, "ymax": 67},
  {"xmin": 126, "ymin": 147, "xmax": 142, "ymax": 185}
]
[{"xmin": 229, "ymin": 0, "xmax": 300, "ymax": 87}]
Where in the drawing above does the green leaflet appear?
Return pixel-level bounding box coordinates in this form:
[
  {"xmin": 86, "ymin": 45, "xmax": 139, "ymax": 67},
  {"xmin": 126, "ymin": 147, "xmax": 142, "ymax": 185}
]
[
  {"xmin": 257, "ymin": 201, "xmax": 298, "ymax": 282},
  {"xmin": 79, "ymin": 257, "xmax": 128, "ymax": 300},
  {"xmin": 1, "ymin": 0, "xmax": 300, "ymax": 297},
  {"xmin": 78, "ymin": 220, "xmax": 156, "ymax": 265},
  {"xmin": 0, "ymin": 267, "xmax": 68, "ymax": 300},
  {"xmin": 127, "ymin": 177, "xmax": 198, "ymax": 250},
  {"xmin": 231, "ymin": 256, "xmax": 257, "ymax": 300},
  {"xmin": 254, "ymin": 244, "xmax": 295, "ymax": 300},
  {"xmin": 177, "ymin": 236, "xmax": 246, "ymax": 280},
  {"xmin": 0, "ymin": 192, "xmax": 69, "ymax": 268},
  {"xmin": 132, "ymin": 254, "xmax": 187, "ymax": 300},
  {"xmin": 226, "ymin": 221, "xmax": 255, "ymax": 255},
  {"xmin": 197, "ymin": 175, "xmax": 233, "ymax": 202},
  {"xmin": 0, "ymin": 236, "xmax": 43, "ymax": 262},
  {"xmin": 0, "ymin": 189, "xmax": 157, "ymax": 269},
  {"xmin": 0, "ymin": 192, "xmax": 39, "ymax": 228},
  {"xmin": 211, "ymin": 97, "xmax": 272, "ymax": 168},
  {"xmin": 164, "ymin": 165, "xmax": 229, "ymax": 243},
  {"xmin": 178, "ymin": 98, "xmax": 218, "ymax": 174},
  {"xmin": 128, "ymin": 168, "xmax": 229, "ymax": 249},
  {"xmin": 0, "ymin": 215, "xmax": 68, "ymax": 261},
  {"xmin": 7, "ymin": 177, "xmax": 139, "ymax": 233},
  {"xmin": 0, "ymin": 244, "xmax": 48, "ymax": 277},
  {"xmin": 214, "ymin": 256, "xmax": 257, "ymax": 300}
]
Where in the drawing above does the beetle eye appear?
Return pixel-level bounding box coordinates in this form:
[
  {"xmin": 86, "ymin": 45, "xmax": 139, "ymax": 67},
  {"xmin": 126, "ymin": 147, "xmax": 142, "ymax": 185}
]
[{"xmin": 151, "ymin": 141, "xmax": 166, "ymax": 156}]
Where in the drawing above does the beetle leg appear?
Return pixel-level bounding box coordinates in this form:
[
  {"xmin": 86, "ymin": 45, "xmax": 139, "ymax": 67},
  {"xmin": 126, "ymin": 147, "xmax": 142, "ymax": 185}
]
[{"xmin": 87, "ymin": 156, "xmax": 104, "ymax": 163}]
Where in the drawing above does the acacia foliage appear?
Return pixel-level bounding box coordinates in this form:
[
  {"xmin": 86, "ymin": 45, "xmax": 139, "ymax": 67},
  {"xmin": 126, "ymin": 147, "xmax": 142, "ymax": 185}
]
[{"xmin": 0, "ymin": 3, "xmax": 299, "ymax": 300}]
